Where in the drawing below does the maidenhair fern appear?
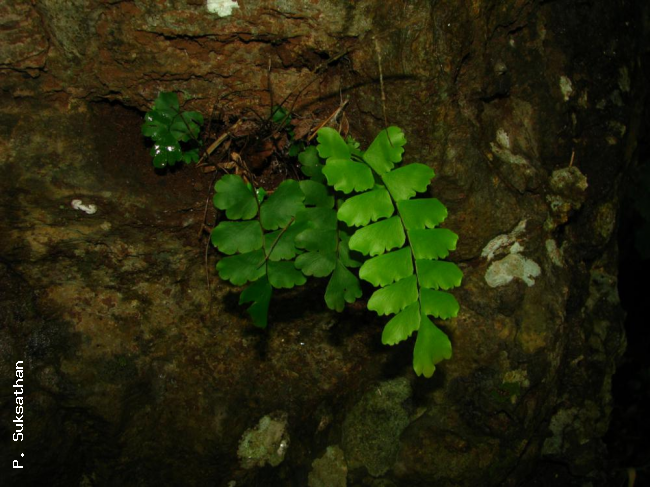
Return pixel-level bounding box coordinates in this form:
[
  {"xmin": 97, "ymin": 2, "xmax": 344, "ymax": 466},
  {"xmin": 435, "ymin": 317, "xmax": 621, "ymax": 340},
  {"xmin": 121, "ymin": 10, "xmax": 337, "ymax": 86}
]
[
  {"xmin": 294, "ymin": 146, "xmax": 363, "ymax": 312},
  {"xmin": 210, "ymin": 126, "xmax": 462, "ymax": 377},
  {"xmin": 211, "ymin": 176, "xmax": 307, "ymax": 327},
  {"xmin": 314, "ymin": 127, "xmax": 462, "ymax": 377},
  {"xmin": 141, "ymin": 92, "xmax": 203, "ymax": 168}
]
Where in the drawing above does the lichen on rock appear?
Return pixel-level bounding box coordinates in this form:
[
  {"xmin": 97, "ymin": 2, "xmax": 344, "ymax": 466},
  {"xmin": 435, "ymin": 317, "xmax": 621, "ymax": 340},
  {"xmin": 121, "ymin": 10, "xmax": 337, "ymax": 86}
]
[
  {"xmin": 308, "ymin": 445, "xmax": 348, "ymax": 487},
  {"xmin": 237, "ymin": 411, "xmax": 290, "ymax": 469},
  {"xmin": 485, "ymin": 253, "xmax": 542, "ymax": 288},
  {"xmin": 341, "ymin": 378, "xmax": 411, "ymax": 477}
]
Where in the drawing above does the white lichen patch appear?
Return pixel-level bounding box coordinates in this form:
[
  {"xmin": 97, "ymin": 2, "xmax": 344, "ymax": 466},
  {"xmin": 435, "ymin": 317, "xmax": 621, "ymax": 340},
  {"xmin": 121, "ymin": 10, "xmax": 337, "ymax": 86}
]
[
  {"xmin": 71, "ymin": 199, "xmax": 97, "ymax": 215},
  {"xmin": 510, "ymin": 241, "xmax": 524, "ymax": 254},
  {"xmin": 545, "ymin": 239, "xmax": 564, "ymax": 267},
  {"xmin": 559, "ymin": 75, "xmax": 573, "ymax": 101},
  {"xmin": 549, "ymin": 166, "xmax": 588, "ymax": 195},
  {"xmin": 481, "ymin": 220, "xmax": 527, "ymax": 261},
  {"xmin": 485, "ymin": 253, "xmax": 541, "ymax": 288},
  {"xmin": 496, "ymin": 128, "xmax": 510, "ymax": 149},
  {"xmin": 489, "ymin": 142, "xmax": 530, "ymax": 166},
  {"xmin": 237, "ymin": 412, "xmax": 289, "ymax": 469},
  {"xmin": 207, "ymin": 0, "xmax": 239, "ymax": 16}
]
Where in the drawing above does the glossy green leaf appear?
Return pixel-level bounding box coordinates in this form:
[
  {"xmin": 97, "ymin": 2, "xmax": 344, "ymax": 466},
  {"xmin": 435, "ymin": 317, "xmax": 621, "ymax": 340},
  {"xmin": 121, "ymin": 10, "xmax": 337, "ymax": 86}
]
[
  {"xmin": 349, "ymin": 216, "xmax": 405, "ymax": 256},
  {"xmin": 216, "ymin": 249, "xmax": 266, "ymax": 286},
  {"xmin": 299, "ymin": 180, "xmax": 334, "ymax": 208},
  {"xmin": 295, "ymin": 229, "xmax": 337, "ymax": 253},
  {"xmin": 271, "ymin": 105, "xmax": 290, "ymax": 124},
  {"xmin": 382, "ymin": 302, "xmax": 420, "ymax": 345},
  {"xmin": 413, "ymin": 315, "xmax": 452, "ymax": 378},
  {"xmin": 239, "ymin": 277, "xmax": 273, "ymax": 328},
  {"xmin": 260, "ymin": 179, "xmax": 305, "ymax": 230},
  {"xmin": 382, "ymin": 163, "xmax": 435, "ymax": 201},
  {"xmin": 299, "ymin": 146, "xmax": 325, "ymax": 182},
  {"xmin": 264, "ymin": 221, "xmax": 307, "ymax": 261},
  {"xmin": 150, "ymin": 136, "xmax": 182, "ymax": 168},
  {"xmin": 359, "ymin": 248, "xmax": 412, "ymax": 287},
  {"xmin": 325, "ymin": 261, "xmax": 362, "ymax": 311},
  {"xmin": 295, "ymin": 251, "xmax": 337, "ymax": 277},
  {"xmin": 338, "ymin": 229, "xmax": 363, "ymax": 268},
  {"xmin": 295, "ymin": 207, "xmax": 338, "ymax": 230},
  {"xmin": 267, "ymin": 261, "xmax": 307, "ymax": 289},
  {"xmin": 337, "ymin": 187, "xmax": 394, "ymax": 227},
  {"xmin": 367, "ymin": 275, "xmax": 418, "ymax": 316},
  {"xmin": 181, "ymin": 110, "xmax": 203, "ymax": 125},
  {"xmin": 409, "ymin": 229, "xmax": 459, "ymax": 259},
  {"xmin": 421, "ymin": 288, "xmax": 460, "ymax": 319},
  {"xmin": 316, "ymin": 127, "xmax": 351, "ymax": 161},
  {"xmin": 180, "ymin": 148, "xmax": 200, "ymax": 164},
  {"xmin": 171, "ymin": 111, "xmax": 203, "ymax": 141},
  {"xmin": 322, "ymin": 159, "xmax": 375, "ymax": 194},
  {"xmin": 213, "ymin": 175, "xmax": 258, "ymax": 220},
  {"xmin": 254, "ymin": 186, "xmax": 267, "ymax": 204},
  {"xmin": 397, "ymin": 198, "xmax": 448, "ymax": 230},
  {"xmin": 211, "ymin": 220, "xmax": 263, "ymax": 255},
  {"xmin": 295, "ymin": 207, "xmax": 338, "ymax": 253},
  {"xmin": 142, "ymin": 93, "xmax": 204, "ymax": 169},
  {"xmin": 363, "ymin": 126, "xmax": 407, "ymax": 174},
  {"xmin": 346, "ymin": 136, "xmax": 363, "ymax": 157},
  {"xmin": 142, "ymin": 110, "xmax": 174, "ymax": 140},
  {"xmin": 416, "ymin": 260, "xmax": 463, "ymax": 290},
  {"xmin": 153, "ymin": 91, "xmax": 180, "ymax": 114}
]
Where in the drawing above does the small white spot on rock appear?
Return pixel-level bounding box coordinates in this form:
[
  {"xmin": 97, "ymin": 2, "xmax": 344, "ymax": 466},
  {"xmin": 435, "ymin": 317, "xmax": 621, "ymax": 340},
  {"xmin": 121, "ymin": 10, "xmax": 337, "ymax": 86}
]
[
  {"xmin": 546, "ymin": 239, "xmax": 564, "ymax": 267},
  {"xmin": 489, "ymin": 142, "xmax": 530, "ymax": 166},
  {"xmin": 481, "ymin": 220, "xmax": 527, "ymax": 261},
  {"xmin": 496, "ymin": 128, "xmax": 510, "ymax": 149},
  {"xmin": 485, "ymin": 253, "xmax": 541, "ymax": 288},
  {"xmin": 559, "ymin": 75, "xmax": 573, "ymax": 101},
  {"xmin": 71, "ymin": 199, "xmax": 97, "ymax": 215},
  {"xmin": 207, "ymin": 0, "xmax": 239, "ymax": 16}
]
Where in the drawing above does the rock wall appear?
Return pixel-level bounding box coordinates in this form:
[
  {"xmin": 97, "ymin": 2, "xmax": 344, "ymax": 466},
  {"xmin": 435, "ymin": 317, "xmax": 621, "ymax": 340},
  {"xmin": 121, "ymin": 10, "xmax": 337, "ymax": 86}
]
[{"xmin": 1, "ymin": 0, "xmax": 645, "ymax": 486}]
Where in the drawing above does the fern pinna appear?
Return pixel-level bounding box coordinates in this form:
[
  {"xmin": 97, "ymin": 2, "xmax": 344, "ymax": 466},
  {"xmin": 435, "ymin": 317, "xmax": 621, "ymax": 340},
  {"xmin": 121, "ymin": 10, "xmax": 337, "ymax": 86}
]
[{"xmin": 210, "ymin": 126, "xmax": 461, "ymax": 377}]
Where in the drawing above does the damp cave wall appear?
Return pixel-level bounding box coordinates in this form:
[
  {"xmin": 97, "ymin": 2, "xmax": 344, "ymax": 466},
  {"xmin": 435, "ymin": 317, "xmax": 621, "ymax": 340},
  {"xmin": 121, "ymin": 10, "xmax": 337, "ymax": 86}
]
[{"xmin": 0, "ymin": 0, "xmax": 647, "ymax": 486}]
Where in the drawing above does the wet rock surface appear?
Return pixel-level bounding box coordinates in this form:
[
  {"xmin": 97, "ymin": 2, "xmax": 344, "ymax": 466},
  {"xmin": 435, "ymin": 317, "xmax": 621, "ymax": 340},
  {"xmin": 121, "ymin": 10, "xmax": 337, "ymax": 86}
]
[{"xmin": 1, "ymin": 0, "xmax": 646, "ymax": 486}]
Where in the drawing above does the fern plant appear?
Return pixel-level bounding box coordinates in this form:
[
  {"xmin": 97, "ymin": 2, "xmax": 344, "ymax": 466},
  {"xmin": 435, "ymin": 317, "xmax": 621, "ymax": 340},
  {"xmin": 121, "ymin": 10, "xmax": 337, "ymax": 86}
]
[
  {"xmin": 211, "ymin": 176, "xmax": 307, "ymax": 327},
  {"xmin": 141, "ymin": 92, "xmax": 203, "ymax": 168},
  {"xmin": 294, "ymin": 144, "xmax": 364, "ymax": 312},
  {"xmin": 313, "ymin": 127, "xmax": 462, "ymax": 377},
  {"xmin": 210, "ymin": 126, "xmax": 461, "ymax": 377}
]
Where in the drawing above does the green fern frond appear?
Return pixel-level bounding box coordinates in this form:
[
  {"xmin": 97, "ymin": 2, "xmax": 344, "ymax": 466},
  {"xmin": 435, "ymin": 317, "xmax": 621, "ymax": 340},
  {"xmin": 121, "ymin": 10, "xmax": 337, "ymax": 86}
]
[
  {"xmin": 315, "ymin": 127, "xmax": 462, "ymax": 377},
  {"xmin": 211, "ymin": 176, "xmax": 307, "ymax": 327}
]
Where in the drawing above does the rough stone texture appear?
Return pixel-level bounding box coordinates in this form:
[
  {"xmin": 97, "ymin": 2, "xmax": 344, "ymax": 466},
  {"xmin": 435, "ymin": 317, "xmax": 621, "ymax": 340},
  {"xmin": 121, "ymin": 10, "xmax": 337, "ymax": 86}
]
[
  {"xmin": 0, "ymin": 0, "xmax": 646, "ymax": 486},
  {"xmin": 342, "ymin": 378, "xmax": 411, "ymax": 477},
  {"xmin": 237, "ymin": 411, "xmax": 290, "ymax": 469},
  {"xmin": 308, "ymin": 445, "xmax": 348, "ymax": 487}
]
